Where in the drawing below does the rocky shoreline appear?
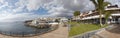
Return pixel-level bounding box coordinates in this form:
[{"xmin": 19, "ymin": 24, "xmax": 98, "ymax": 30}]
[
  {"xmin": 24, "ymin": 20, "xmax": 50, "ymax": 29},
  {"xmin": 24, "ymin": 19, "xmax": 59, "ymax": 29}
]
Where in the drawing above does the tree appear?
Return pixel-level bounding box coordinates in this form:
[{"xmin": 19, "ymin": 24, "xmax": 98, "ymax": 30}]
[
  {"xmin": 90, "ymin": 0, "xmax": 110, "ymax": 26},
  {"xmin": 103, "ymin": 2, "xmax": 111, "ymax": 25},
  {"xmin": 73, "ymin": 11, "xmax": 80, "ymax": 22},
  {"xmin": 104, "ymin": 11, "xmax": 112, "ymax": 25},
  {"xmin": 73, "ymin": 11, "xmax": 80, "ymax": 16},
  {"xmin": 55, "ymin": 19, "xmax": 59, "ymax": 22}
]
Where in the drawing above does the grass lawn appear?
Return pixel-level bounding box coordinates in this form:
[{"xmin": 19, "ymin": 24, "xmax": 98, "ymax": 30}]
[{"xmin": 69, "ymin": 21, "xmax": 106, "ymax": 37}]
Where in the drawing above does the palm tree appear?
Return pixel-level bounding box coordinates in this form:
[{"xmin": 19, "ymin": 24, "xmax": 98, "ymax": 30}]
[
  {"xmin": 73, "ymin": 11, "xmax": 80, "ymax": 19},
  {"xmin": 104, "ymin": 11, "xmax": 112, "ymax": 25},
  {"xmin": 73, "ymin": 11, "xmax": 80, "ymax": 16},
  {"xmin": 90, "ymin": 0, "xmax": 110, "ymax": 26}
]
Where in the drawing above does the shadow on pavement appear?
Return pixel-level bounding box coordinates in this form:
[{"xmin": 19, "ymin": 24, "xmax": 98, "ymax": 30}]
[{"xmin": 106, "ymin": 24, "xmax": 120, "ymax": 34}]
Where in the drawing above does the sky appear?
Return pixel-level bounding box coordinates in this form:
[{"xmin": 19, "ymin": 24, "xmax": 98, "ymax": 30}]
[{"xmin": 0, "ymin": 0, "xmax": 120, "ymax": 22}]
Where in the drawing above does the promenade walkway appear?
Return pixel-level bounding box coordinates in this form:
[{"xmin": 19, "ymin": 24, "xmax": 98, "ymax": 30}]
[
  {"xmin": 0, "ymin": 23, "xmax": 68, "ymax": 38},
  {"xmin": 91, "ymin": 24, "xmax": 120, "ymax": 38}
]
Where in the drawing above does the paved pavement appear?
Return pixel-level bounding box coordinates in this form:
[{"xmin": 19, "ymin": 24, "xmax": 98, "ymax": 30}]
[
  {"xmin": 91, "ymin": 24, "xmax": 120, "ymax": 38},
  {"xmin": 0, "ymin": 23, "xmax": 68, "ymax": 38}
]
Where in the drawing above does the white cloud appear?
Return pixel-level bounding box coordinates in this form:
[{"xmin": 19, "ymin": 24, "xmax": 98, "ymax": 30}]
[
  {"xmin": 16, "ymin": 0, "xmax": 119, "ymax": 12},
  {"xmin": 14, "ymin": 0, "xmax": 120, "ymax": 17},
  {"xmin": 0, "ymin": 0, "xmax": 4, "ymax": 4},
  {"xmin": 46, "ymin": 0, "xmax": 120, "ymax": 17},
  {"xmin": 26, "ymin": 0, "xmax": 41, "ymax": 11},
  {"xmin": 14, "ymin": 0, "xmax": 94, "ymax": 17},
  {"xmin": 0, "ymin": 0, "xmax": 51, "ymax": 22},
  {"xmin": 0, "ymin": 1, "xmax": 8, "ymax": 9},
  {"xmin": 48, "ymin": 6, "xmax": 73, "ymax": 17},
  {"xmin": 15, "ymin": 0, "xmax": 53, "ymax": 11},
  {"xmin": 13, "ymin": 6, "xmax": 24, "ymax": 13},
  {"xmin": 43, "ymin": 0, "xmax": 94, "ymax": 17},
  {"xmin": 0, "ymin": 0, "xmax": 119, "ymax": 22},
  {"xmin": 0, "ymin": 12, "xmax": 39, "ymax": 22}
]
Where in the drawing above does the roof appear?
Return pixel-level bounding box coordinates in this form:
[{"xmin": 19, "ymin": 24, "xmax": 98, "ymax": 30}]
[
  {"xmin": 82, "ymin": 15, "xmax": 104, "ymax": 20},
  {"xmin": 105, "ymin": 8, "xmax": 120, "ymax": 11},
  {"xmin": 111, "ymin": 13, "xmax": 120, "ymax": 16}
]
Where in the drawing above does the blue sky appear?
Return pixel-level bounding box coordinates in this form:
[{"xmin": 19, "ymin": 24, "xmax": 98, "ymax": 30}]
[{"xmin": 0, "ymin": 0, "xmax": 120, "ymax": 22}]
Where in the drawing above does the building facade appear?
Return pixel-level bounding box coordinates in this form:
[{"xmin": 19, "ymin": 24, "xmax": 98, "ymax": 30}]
[{"xmin": 73, "ymin": 5, "xmax": 120, "ymax": 24}]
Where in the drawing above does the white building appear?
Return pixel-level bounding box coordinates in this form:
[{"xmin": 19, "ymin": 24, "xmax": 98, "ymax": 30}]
[
  {"xmin": 60, "ymin": 17, "xmax": 68, "ymax": 22},
  {"xmin": 73, "ymin": 5, "xmax": 120, "ymax": 24}
]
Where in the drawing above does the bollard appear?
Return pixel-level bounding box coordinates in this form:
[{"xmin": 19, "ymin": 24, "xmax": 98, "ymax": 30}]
[{"xmin": 22, "ymin": 32, "xmax": 24, "ymax": 37}]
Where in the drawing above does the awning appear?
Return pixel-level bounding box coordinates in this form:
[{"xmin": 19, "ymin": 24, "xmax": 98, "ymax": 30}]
[{"xmin": 82, "ymin": 15, "xmax": 104, "ymax": 20}]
